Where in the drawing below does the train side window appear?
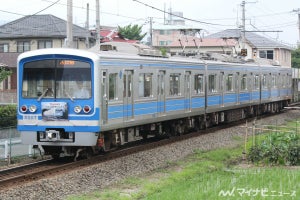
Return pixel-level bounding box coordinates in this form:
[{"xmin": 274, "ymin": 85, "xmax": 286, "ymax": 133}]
[
  {"xmin": 278, "ymin": 74, "xmax": 282, "ymax": 87},
  {"xmin": 109, "ymin": 73, "xmax": 118, "ymax": 100},
  {"xmin": 262, "ymin": 74, "xmax": 267, "ymax": 89},
  {"xmin": 241, "ymin": 74, "xmax": 247, "ymax": 90},
  {"xmin": 194, "ymin": 74, "xmax": 204, "ymax": 94},
  {"xmin": 208, "ymin": 74, "xmax": 217, "ymax": 93},
  {"xmin": 169, "ymin": 73, "xmax": 180, "ymax": 96},
  {"xmin": 254, "ymin": 75, "xmax": 259, "ymax": 90},
  {"xmin": 288, "ymin": 74, "xmax": 292, "ymax": 87},
  {"xmin": 139, "ymin": 73, "xmax": 152, "ymax": 97},
  {"xmin": 226, "ymin": 74, "xmax": 233, "ymax": 92},
  {"xmin": 272, "ymin": 75, "xmax": 277, "ymax": 88},
  {"xmin": 123, "ymin": 73, "xmax": 132, "ymax": 97},
  {"xmin": 282, "ymin": 75, "xmax": 286, "ymax": 88}
]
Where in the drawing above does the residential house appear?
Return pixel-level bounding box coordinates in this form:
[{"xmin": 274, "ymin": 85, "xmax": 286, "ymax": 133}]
[
  {"xmin": 206, "ymin": 29, "xmax": 293, "ymax": 67},
  {"xmin": 0, "ymin": 14, "xmax": 95, "ymax": 103},
  {"xmin": 152, "ymin": 26, "xmax": 293, "ymax": 67},
  {"xmin": 152, "ymin": 25, "xmax": 237, "ymax": 56}
]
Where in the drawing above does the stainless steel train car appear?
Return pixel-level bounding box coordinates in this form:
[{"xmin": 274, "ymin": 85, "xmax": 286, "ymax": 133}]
[{"xmin": 17, "ymin": 48, "xmax": 292, "ymax": 158}]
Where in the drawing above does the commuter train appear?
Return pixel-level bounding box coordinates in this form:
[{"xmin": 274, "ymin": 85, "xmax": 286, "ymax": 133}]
[{"xmin": 17, "ymin": 47, "xmax": 292, "ymax": 159}]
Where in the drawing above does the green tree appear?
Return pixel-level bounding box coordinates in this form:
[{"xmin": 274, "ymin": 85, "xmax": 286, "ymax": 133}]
[
  {"xmin": 117, "ymin": 24, "xmax": 147, "ymax": 41},
  {"xmin": 292, "ymin": 47, "xmax": 300, "ymax": 68},
  {"xmin": 0, "ymin": 66, "xmax": 12, "ymax": 83}
]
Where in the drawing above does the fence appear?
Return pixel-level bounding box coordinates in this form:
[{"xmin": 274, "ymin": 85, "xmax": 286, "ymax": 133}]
[{"xmin": 0, "ymin": 126, "xmax": 40, "ymax": 165}]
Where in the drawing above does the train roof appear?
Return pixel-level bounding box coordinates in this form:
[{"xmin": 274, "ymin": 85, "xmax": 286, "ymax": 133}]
[
  {"xmin": 17, "ymin": 43, "xmax": 291, "ymax": 70},
  {"xmin": 91, "ymin": 43, "xmax": 290, "ymax": 69}
]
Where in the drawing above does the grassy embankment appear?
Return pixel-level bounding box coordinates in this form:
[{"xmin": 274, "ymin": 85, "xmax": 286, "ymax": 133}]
[{"xmin": 68, "ymin": 120, "xmax": 300, "ymax": 200}]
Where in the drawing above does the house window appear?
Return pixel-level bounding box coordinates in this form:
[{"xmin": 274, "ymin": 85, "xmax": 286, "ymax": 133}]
[
  {"xmin": 159, "ymin": 41, "xmax": 166, "ymax": 46},
  {"xmin": 17, "ymin": 41, "xmax": 30, "ymax": 52},
  {"xmin": 259, "ymin": 50, "xmax": 273, "ymax": 59},
  {"xmin": 0, "ymin": 43, "xmax": 9, "ymax": 52},
  {"xmin": 38, "ymin": 40, "xmax": 52, "ymax": 49},
  {"xmin": 4, "ymin": 78, "xmax": 9, "ymax": 90},
  {"xmin": 159, "ymin": 30, "xmax": 171, "ymax": 35}
]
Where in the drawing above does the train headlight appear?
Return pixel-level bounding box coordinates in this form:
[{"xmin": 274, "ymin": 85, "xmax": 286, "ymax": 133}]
[
  {"xmin": 83, "ymin": 105, "xmax": 91, "ymax": 113},
  {"xmin": 20, "ymin": 105, "xmax": 27, "ymax": 113},
  {"xmin": 69, "ymin": 132, "xmax": 74, "ymax": 139},
  {"xmin": 74, "ymin": 105, "xmax": 82, "ymax": 113},
  {"xmin": 29, "ymin": 105, "xmax": 37, "ymax": 113},
  {"xmin": 39, "ymin": 131, "xmax": 45, "ymax": 139}
]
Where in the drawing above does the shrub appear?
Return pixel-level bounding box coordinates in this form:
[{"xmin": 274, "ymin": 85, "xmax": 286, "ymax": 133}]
[
  {"xmin": 248, "ymin": 131, "xmax": 300, "ymax": 166},
  {"xmin": 287, "ymin": 146, "xmax": 300, "ymax": 166},
  {"xmin": 248, "ymin": 146, "xmax": 264, "ymax": 163},
  {"xmin": 0, "ymin": 105, "xmax": 17, "ymax": 128}
]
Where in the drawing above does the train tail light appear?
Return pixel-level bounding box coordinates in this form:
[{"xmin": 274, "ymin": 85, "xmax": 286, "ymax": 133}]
[
  {"xmin": 20, "ymin": 105, "xmax": 27, "ymax": 113},
  {"xmin": 83, "ymin": 105, "xmax": 91, "ymax": 113}
]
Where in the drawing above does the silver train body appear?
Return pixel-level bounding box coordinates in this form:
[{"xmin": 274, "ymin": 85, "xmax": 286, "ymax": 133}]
[{"xmin": 17, "ymin": 48, "xmax": 292, "ymax": 157}]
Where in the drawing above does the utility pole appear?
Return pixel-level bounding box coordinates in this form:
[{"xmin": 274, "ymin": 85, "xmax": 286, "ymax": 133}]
[
  {"xmin": 293, "ymin": 8, "xmax": 300, "ymax": 47},
  {"xmin": 85, "ymin": 3, "xmax": 90, "ymax": 49},
  {"xmin": 240, "ymin": 0, "xmax": 256, "ymax": 56},
  {"xmin": 241, "ymin": 1, "xmax": 246, "ymax": 49},
  {"xmin": 66, "ymin": 0, "xmax": 73, "ymax": 48},
  {"xmin": 96, "ymin": 0, "xmax": 101, "ymax": 47},
  {"xmin": 149, "ymin": 17, "xmax": 153, "ymax": 46}
]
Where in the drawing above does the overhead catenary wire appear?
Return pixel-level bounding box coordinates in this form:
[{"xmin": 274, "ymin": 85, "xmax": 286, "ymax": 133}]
[
  {"xmin": 0, "ymin": 0, "xmax": 61, "ymax": 27},
  {"xmin": 132, "ymin": 0, "xmax": 233, "ymax": 27}
]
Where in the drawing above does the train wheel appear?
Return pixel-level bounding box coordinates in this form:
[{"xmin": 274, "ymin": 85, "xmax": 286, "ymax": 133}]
[{"xmin": 51, "ymin": 154, "xmax": 60, "ymax": 160}]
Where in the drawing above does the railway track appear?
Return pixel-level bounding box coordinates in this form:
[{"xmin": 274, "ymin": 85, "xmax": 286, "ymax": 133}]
[{"xmin": 0, "ymin": 110, "xmax": 288, "ymax": 191}]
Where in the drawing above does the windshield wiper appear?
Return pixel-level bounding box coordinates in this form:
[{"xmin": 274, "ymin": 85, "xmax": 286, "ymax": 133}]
[
  {"xmin": 38, "ymin": 88, "xmax": 50, "ymax": 101},
  {"xmin": 65, "ymin": 91, "xmax": 74, "ymax": 102}
]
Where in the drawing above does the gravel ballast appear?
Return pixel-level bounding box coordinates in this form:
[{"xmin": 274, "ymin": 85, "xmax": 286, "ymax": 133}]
[{"xmin": 1, "ymin": 110, "xmax": 300, "ymax": 200}]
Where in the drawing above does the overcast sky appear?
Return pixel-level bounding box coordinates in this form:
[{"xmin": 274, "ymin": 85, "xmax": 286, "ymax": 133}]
[{"xmin": 1, "ymin": 0, "xmax": 299, "ymax": 46}]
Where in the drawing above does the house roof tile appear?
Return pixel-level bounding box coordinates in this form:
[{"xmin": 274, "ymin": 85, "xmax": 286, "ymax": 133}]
[
  {"xmin": 0, "ymin": 14, "xmax": 88, "ymax": 39},
  {"xmin": 206, "ymin": 29, "xmax": 292, "ymax": 50},
  {"xmin": 169, "ymin": 37, "xmax": 236, "ymax": 47}
]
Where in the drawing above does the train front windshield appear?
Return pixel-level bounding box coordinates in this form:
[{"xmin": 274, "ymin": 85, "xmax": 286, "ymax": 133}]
[{"xmin": 22, "ymin": 59, "xmax": 91, "ymax": 99}]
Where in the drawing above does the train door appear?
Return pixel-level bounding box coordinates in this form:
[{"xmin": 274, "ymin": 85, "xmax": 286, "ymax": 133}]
[
  {"xmin": 235, "ymin": 72, "xmax": 240, "ymax": 104},
  {"xmin": 184, "ymin": 71, "xmax": 191, "ymax": 112},
  {"xmin": 157, "ymin": 70, "xmax": 166, "ymax": 115},
  {"xmin": 123, "ymin": 70, "xmax": 134, "ymax": 121},
  {"xmin": 268, "ymin": 73, "xmax": 272, "ymax": 99},
  {"xmin": 219, "ymin": 72, "xmax": 224, "ymax": 106},
  {"xmin": 101, "ymin": 70, "xmax": 108, "ymax": 124}
]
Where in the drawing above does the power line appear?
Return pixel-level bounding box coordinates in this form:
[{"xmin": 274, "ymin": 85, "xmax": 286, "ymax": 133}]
[
  {"xmin": 132, "ymin": 0, "xmax": 232, "ymax": 27},
  {"xmin": 0, "ymin": 9, "xmax": 26, "ymax": 17},
  {"xmin": 1, "ymin": 0, "xmax": 60, "ymax": 27}
]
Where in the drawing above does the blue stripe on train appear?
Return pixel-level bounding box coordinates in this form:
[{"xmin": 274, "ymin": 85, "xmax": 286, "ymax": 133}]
[{"xmin": 18, "ymin": 125, "xmax": 100, "ymax": 132}]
